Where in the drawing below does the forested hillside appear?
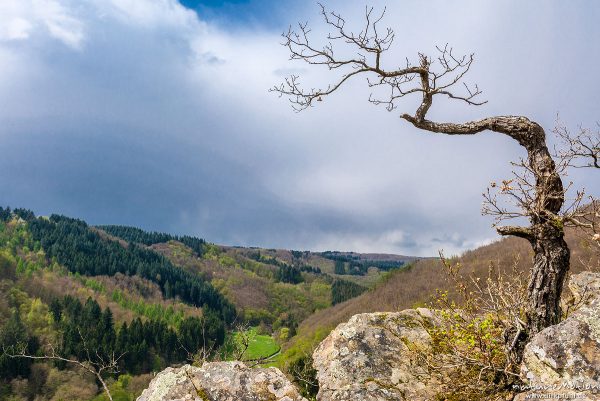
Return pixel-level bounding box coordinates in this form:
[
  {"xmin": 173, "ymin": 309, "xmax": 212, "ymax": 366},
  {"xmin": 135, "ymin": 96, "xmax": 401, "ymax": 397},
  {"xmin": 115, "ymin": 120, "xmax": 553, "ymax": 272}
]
[
  {"xmin": 29, "ymin": 216, "xmax": 234, "ymax": 322},
  {"xmin": 283, "ymin": 223, "xmax": 600, "ymax": 364},
  {"xmin": 0, "ymin": 209, "xmax": 230, "ymax": 400},
  {"xmin": 97, "ymin": 225, "xmax": 206, "ymax": 257},
  {"xmin": 0, "ymin": 207, "xmax": 413, "ymax": 400}
]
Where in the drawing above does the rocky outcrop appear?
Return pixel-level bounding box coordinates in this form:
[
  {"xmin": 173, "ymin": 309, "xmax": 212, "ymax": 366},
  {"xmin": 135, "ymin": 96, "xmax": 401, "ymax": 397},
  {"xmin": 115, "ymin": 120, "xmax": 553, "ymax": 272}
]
[
  {"xmin": 136, "ymin": 362, "xmax": 307, "ymax": 401},
  {"xmin": 312, "ymin": 308, "xmax": 438, "ymax": 401},
  {"xmin": 136, "ymin": 309, "xmax": 441, "ymax": 401},
  {"xmin": 519, "ymin": 272, "xmax": 600, "ymax": 400},
  {"xmin": 137, "ymin": 272, "xmax": 600, "ymax": 401}
]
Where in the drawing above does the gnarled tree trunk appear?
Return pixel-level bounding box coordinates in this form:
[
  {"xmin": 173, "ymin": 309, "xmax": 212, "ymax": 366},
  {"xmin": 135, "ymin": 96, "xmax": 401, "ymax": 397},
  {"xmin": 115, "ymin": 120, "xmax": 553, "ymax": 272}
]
[
  {"xmin": 528, "ymin": 234, "xmax": 570, "ymax": 333},
  {"xmin": 521, "ymin": 124, "xmax": 570, "ymax": 335},
  {"xmin": 404, "ymin": 115, "xmax": 570, "ymax": 336}
]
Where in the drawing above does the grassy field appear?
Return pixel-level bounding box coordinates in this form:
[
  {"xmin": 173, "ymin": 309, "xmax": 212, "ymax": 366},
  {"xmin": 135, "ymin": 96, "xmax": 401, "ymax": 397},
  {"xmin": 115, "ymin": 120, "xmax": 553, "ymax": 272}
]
[
  {"xmin": 244, "ymin": 330, "xmax": 280, "ymax": 360},
  {"xmin": 228, "ymin": 327, "xmax": 280, "ymax": 361}
]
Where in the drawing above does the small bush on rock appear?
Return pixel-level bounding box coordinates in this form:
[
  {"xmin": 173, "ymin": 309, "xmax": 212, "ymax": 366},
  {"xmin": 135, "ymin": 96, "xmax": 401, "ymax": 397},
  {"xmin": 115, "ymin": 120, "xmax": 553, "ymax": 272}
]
[{"xmin": 414, "ymin": 253, "xmax": 529, "ymax": 401}]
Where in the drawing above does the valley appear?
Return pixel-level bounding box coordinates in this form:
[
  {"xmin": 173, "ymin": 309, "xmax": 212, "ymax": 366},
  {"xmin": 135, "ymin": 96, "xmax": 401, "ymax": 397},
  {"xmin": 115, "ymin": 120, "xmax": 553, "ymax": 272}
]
[{"xmin": 0, "ymin": 207, "xmax": 418, "ymax": 401}]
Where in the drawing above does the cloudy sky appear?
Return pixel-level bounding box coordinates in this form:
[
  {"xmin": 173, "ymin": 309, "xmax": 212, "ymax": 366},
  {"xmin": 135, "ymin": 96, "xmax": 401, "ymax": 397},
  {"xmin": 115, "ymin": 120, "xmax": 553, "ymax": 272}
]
[{"xmin": 0, "ymin": 0, "xmax": 598, "ymax": 256}]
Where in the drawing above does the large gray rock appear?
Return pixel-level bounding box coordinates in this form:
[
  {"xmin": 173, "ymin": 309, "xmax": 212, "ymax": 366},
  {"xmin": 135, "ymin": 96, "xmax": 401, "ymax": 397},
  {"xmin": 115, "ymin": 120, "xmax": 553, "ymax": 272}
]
[
  {"xmin": 136, "ymin": 362, "xmax": 307, "ymax": 401},
  {"xmin": 569, "ymin": 271, "xmax": 600, "ymax": 306},
  {"xmin": 312, "ymin": 308, "xmax": 438, "ymax": 401},
  {"xmin": 519, "ymin": 272, "xmax": 600, "ymax": 400}
]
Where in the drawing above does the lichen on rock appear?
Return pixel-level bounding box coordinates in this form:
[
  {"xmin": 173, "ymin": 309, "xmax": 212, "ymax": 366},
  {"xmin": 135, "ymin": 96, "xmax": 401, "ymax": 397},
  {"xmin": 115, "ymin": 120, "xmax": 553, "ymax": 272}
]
[
  {"xmin": 136, "ymin": 362, "xmax": 307, "ymax": 401},
  {"xmin": 311, "ymin": 308, "xmax": 438, "ymax": 401},
  {"xmin": 519, "ymin": 272, "xmax": 600, "ymax": 400}
]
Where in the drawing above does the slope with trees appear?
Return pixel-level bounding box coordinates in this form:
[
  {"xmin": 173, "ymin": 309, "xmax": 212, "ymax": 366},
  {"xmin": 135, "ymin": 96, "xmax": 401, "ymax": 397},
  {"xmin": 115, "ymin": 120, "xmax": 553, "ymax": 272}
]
[
  {"xmin": 27, "ymin": 214, "xmax": 235, "ymax": 323},
  {"xmin": 0, "ymin": 211, "xmax": 230, "ymax": 400}
]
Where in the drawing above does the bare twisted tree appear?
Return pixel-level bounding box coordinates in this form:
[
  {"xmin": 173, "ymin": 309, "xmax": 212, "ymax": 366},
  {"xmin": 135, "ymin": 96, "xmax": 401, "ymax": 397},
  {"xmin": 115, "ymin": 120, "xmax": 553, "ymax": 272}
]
[
  {"xmin": 4, "ymin": 333, "xmax": 124, "ymax": 401},
  {"xmin": 272, "ymin": 4, "xmax": 577, "ymax": 337}
]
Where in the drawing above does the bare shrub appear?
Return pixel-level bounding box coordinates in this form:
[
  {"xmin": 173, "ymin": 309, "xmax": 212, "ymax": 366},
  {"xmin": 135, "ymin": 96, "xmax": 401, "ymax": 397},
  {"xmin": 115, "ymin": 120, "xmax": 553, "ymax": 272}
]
[
  {"xmin": 286, "ymin": 352, "xmax": 318, "ymax": 401},
  {"xmin": 412, "ymin": 253, "xmax": 528, "ymax": 401}
]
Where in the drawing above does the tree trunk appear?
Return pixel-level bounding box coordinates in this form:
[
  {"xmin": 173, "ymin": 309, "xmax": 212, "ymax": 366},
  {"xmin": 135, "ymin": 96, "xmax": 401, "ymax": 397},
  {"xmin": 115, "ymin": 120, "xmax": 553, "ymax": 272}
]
[
  {"xmin": 522, "ymin": 130, "xmax": 570, "ymax": 336},
  {"xmin": 527, "ymin": 226, "xmax": 570, "ymax": 335}
]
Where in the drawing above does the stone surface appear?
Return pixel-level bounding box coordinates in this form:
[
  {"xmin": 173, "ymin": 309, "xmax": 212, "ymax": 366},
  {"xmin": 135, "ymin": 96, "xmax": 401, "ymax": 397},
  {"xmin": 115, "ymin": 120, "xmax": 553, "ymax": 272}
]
[
  {"xmin": 136, "ymin": 362, "xmax": 307, "ymax": 401},
  {"xmin": 312, "ymin": 308, "xmax": 438, "ymax": 401},
  {"xmin": 569, "ymin": 271, "xmax": 600, "ymax": 306},
  {"xmin": 519, "ymin": 272, "xmax": 600, "ymax": 400}
]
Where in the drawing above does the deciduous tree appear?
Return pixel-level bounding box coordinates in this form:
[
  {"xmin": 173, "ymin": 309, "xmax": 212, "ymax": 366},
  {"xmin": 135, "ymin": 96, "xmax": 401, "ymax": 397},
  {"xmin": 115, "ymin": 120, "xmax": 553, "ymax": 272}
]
[{"xmin": 272, "ymin": 4, "xmax": 592, "ymax": 337}]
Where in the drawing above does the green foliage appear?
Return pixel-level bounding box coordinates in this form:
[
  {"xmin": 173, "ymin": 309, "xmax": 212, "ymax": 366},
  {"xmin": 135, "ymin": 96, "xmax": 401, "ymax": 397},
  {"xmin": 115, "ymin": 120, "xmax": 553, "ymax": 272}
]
[
  {"xmin": 246, "ymin": 251, "xmax": 319, "ymax": 282},
  {"xmin": 323, "ymin": 251, "xmax": 406, "ymax": 276},
  {"xmin": 90, "ymin": 374, "xmax": 138, "ymax": 401},
  {"xmin": 413, "ymin": 256, "xmax": 526, "ymax": 400},
  {"xmin": 12, "ymin": 209, "xmax": 35, "ymax": 222},
  {"xmin": 279, "ymin": 326, "xmax": 331, "ymax": 400},
  {"xmin": 0, "ymin": 206, "xmax": 11, "ymax": 222},
  {"xmin": 236, "ymin": 258, "xmax": 277, "ymax": 280},
  {"xmin": 423, "ymin": 307, "xmax": 517, "ymax": 401},
  {"xmin": 52, "ymin": 295, "xmax": 224, "ymax": 376},
  {"xmin": 0, "ymin": 311, "xmax": 39, "ymax": 380},
  {"xmin": 290, "ymin": 250, "xmax": 304, "ymax": 259},
  {"xmin": 0, "ymin": 251, "xmax": 17, "ymax": 282},
  {"xmin": 110, "ymin": 290, "xmax": 185, "ymax": 327},
  {"xmin": 201, "ymin": 248, "xmax": 331, "ymax": 328},
  {"xmin": 333, "ymin": 260, "xmax": 345, "ymax": 275},
  {"xmin": 21, "ymin": 298, "xmax": 52, "ymax": 337},
  {"xmin": 240, "ymin": 329, "xmax": 279, "ymax": 360},
  {"xmin": 0, "ymin": 290, "xmax": 222, "ymax": 387},
  {"xmin": 275, "ymin": 265, "xmax": 303, "ymax": 284},
  {"xmin": 331, "ymin": 279, "xmax": 366, "ymax": 305},
  {"xmin": 178, "ymin": 310, "xmax": 225, "ymax": 358},
  {"xmin": 28, "ymin": 214, "xmax": 235, "ymax": 323},
  {"xmin": 280, "ymin": 326, "xmax": 330, "ymax": 364},
  {"xmin": 287, "ymin": 354, "xmax": 318, "ymax": 401},
  {"xmin": 219, "ymin": 327, "xmax": 280, "ymax": 361},
  {"xmin": 80, "ymin": 277, "xmax": 106, "ymax": 293},
  {"xmin": 0, "ymin": 218, "xmax": 44, "ymax": 279}
]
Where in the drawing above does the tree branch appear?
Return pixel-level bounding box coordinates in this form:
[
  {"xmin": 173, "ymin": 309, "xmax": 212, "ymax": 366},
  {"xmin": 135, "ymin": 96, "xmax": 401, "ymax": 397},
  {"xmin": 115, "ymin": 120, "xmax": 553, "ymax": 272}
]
[
  {"xmin": 3, "ymin": 342, "xmax": 124, "ymax": 401},
  {"xmin": 496, "ymin": 225, "xmax": 534, "ymax": 240}
]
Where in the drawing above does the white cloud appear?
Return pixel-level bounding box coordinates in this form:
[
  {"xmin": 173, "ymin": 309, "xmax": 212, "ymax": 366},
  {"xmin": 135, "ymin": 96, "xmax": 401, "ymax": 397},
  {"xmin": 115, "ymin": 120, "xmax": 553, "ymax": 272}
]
[
  {"xmin": 0, "ymin": 0, "xmax": 84, "ymax": 48},
  {"xmin": 98, "ymin": 0, "xmax": 200, "ymax": 29},
  {"xmin": 2, "ymin": 18, "xmax": 33, "ymax": 40}
]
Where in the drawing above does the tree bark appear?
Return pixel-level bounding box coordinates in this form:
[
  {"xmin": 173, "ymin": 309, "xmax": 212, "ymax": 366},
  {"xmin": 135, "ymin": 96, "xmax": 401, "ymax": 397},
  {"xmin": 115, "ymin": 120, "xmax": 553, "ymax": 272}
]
[
  {"xmin": 523, "ymin": 127, "xmax": 570, "ymax": 335},
  {"xmin": 527, "ymin": 234, "xmax": 570, "ymax": 333}
]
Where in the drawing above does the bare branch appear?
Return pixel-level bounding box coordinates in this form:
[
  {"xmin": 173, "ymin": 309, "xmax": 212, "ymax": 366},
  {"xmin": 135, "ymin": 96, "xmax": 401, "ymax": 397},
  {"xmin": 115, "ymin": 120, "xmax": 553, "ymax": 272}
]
[
  {"xmin": 3, "ymin": 341, "xmax": 124, "ymax": 401},
  {"xmin": 496, "ymin": 225, "xmax": 534, "ymax": 240},
  {"xmin": 554, "ymin": 119, "xmax": 600, "ymax": 169},
  {"xmin": 270, "ymin": 4, "xmax": 484, "ymax": 113}
]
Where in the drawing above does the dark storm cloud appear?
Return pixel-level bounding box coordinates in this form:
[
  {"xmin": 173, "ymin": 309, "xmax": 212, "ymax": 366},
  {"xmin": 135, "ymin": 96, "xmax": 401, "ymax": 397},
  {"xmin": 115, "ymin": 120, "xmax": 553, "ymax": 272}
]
[{"xmin": 0, "ymin": 0, "xmax": 598, "ymax": 256}]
